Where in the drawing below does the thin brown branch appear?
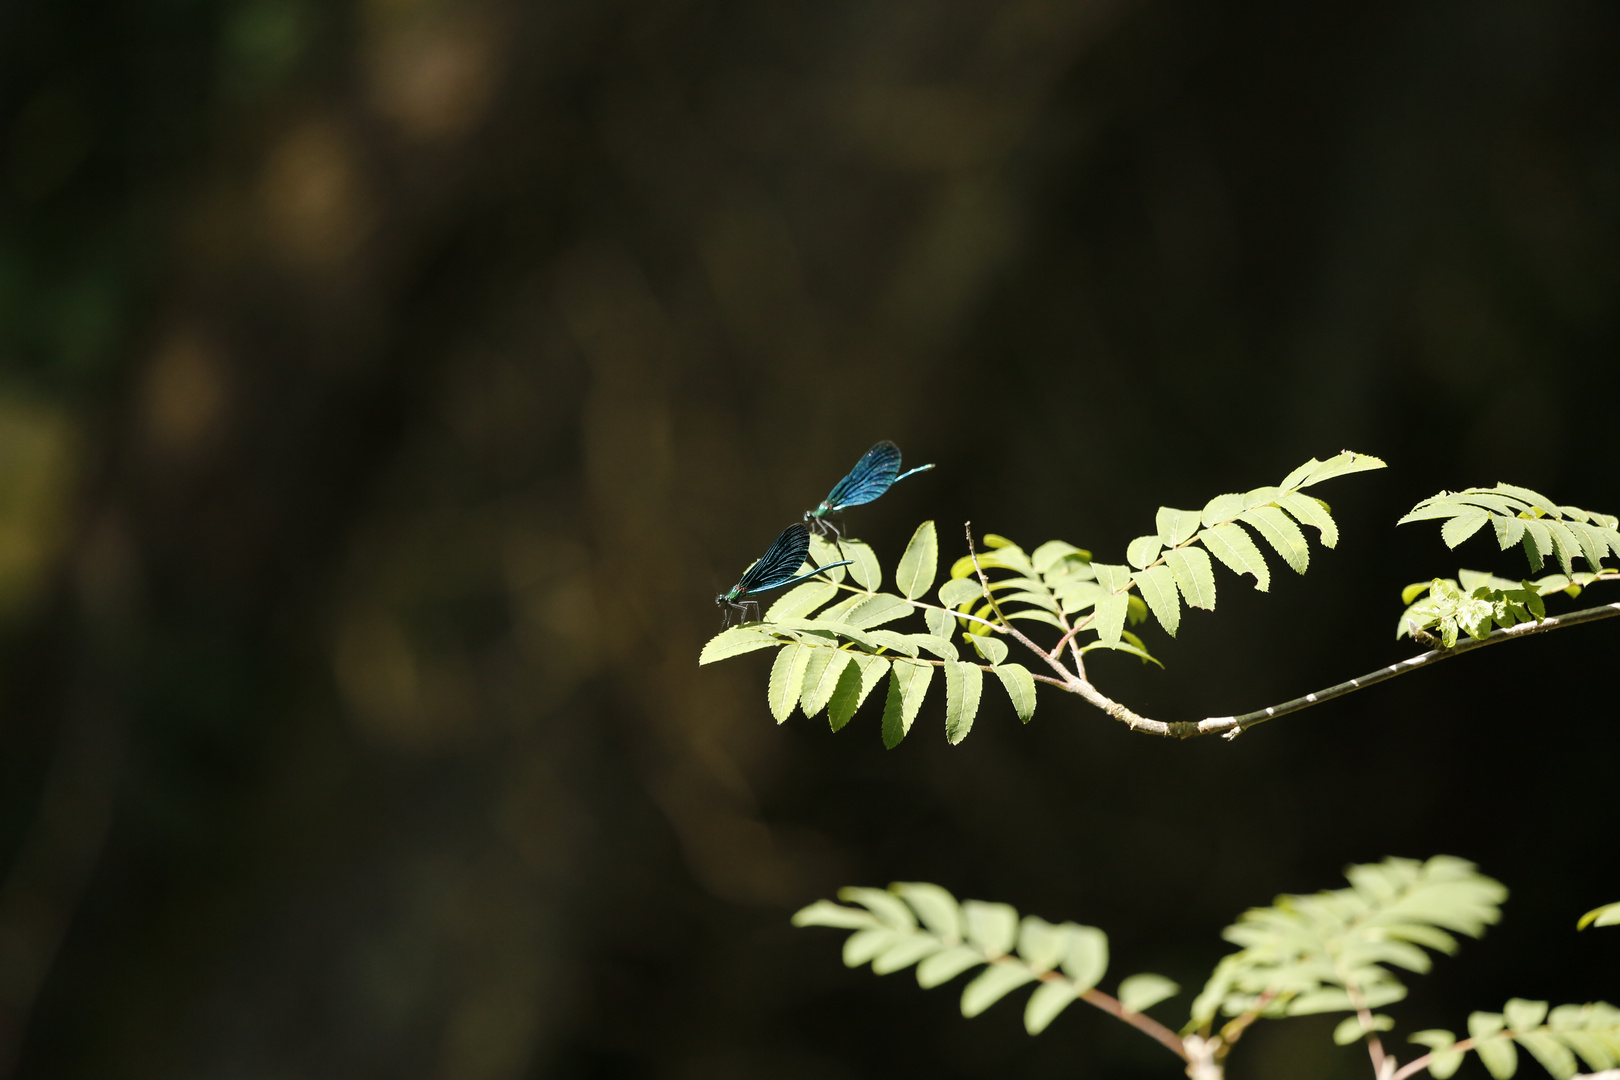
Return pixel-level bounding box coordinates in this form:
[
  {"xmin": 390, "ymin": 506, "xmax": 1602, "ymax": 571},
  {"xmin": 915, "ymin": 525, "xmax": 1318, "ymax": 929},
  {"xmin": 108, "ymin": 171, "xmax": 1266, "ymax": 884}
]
[
  {"xmin": 1388, "ymin": 1036, "xmax": 1477, "ymax": 1080},
  {"xmin": 1076, "ymin": 986, "xmax": 1190, "ymax": 1061},
  {"xmin": 1189, "ymin": 599, "xmax": 1620, "ymax": 740}
]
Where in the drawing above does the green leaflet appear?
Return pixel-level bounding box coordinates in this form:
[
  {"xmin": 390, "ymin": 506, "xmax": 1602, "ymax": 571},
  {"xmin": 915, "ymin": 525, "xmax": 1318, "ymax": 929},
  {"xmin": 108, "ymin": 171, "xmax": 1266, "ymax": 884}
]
[
  {"xmin": 772, "ymin": 617, "xmax": 881, "ymax": 651},
  {"xmin": 1577, "ymin": 901, "xmax": 1620, "ymax": 930},
  {"xmin": 963, "ymin": 900, "xmax": 1019, "ymax": 955},
  {"xmin": 1126, "ymin": 534, "xmax": 1162, "ymax": 570},
  {"xmin": 865, "ymin": 629, "xmax": 920, "ymax": 658},
  {"xmin": 1133, "ymin": 564, "xmax": 1181, "ymax": 636},
  {"xmin": 1000, "ymin": 589, "xmax": 1061, "ymax": 614},
  {"xmin": 1295, "ymin": 449, "xmax": 1386, "ymax": 487},
  {"xmin": 1054, "ymin": 579, "xmax": 1104, "ymax": 614},
  {"xmin": 838, "ymin": 593, "xmax": 912, "ymax": 628},
  {"xmin": 1092, "ymin": 591, "xmax": 1128, "ymax": 645},
  {"xmin": 1162, "ymin": 546, "xmax": 1216, "ymax": 610},
  {"xmin": 829, "ymin": 653, "xmax": 890, "ymax": 731},
  {"xmin": 800, "ymin": 648, "xmax": 854, "ymax": 717},
  {"xmin": 807, "ymin": 534, "xmax": 849, "ymax": 583},
  {"xmin": 1441, "ymin": 510, "xmax": 1491, "ymax": 548},
  {"xmin": 1031, "ymin": 539, "xmax": 1091, "ymax": 573},
  {"xmin": 1156, "ymin": 506, "xmax": 1201, "ymax": 547},
  {"xmin": 1474, "ymin": 1032, "xmax": 1518, "ymax": 1079},
  {"xmin": 1279, "ymin": 492, "xmax": 1338, "ymax": 548},
  {"xmin": 765, "ymin": 579, "xmax": 839, "ymax": 621},
  {"xmin": 768, "ymin": 643, "xmax": 812, "ymax": 723},
  {"xmin": 944, "ymin": 661, "xmax": 983, "ymax": 744},
  {"xmin": 1202, "ymin": 492, "xmax": 1246, "ymax": 528},
  {"xmin": 698, "ymin": 626, "xmax": 781, "ymax": 665},
  {"xmin": 896, "ymin": 520, "xmax": 939, "ymax": 600},
  {"xmin": 969, "ymin": 633, "xmax": 1008, "ymax": 665},
  {"xmin": 960, "ymin": 963, "xmax": 1035, "ymax": 1018},
  {"xmin": 792, "ymin": 899, "xmax": 880, "ymax": 929},
  {"xmin": 1198, "ymin": 522, "xmax": 1270, "ymax": 591},
  {"xmin": 881, "ymin": 660, "xmax": 935, "ymax": 748},
  {"xmin": 894, "ymin": 882, "xmax": 963, "ymax": 941},
  {"xmin": 1243, "ymin": 485, "xmax": 1281, "ymax": 510},
  {"xmin": 1494, "ymin": 515, "xmax": 1527, "ymax": 550},
  {"xmin": 1017, "ymin": 916, "xmax": 1070, "ymax": 973},
  {"xmin": 918, "ymin": 946, "xmax": 983, "ymax": 989},
  {"xmin": 909, "ymin": 633, "xmax": 960, "ymax": 661},
  {"xmin": 939, "ymin": 577, "xmax": 983, "ymax": 609},
  {"xmin": 1006, "ymin": 608, "xmax": 1065, "ymax": 630},
  {"xmin": 924, "ymin": 606, "xmax": 955, "ymax": 640},
  {"xmin": 1521, "ymin": 518, "xmax": 1552, "ymax": 571},
  {"xmin": 1118, "ymin": 973, "xmax": 1179, "ymax": 1013},
  {"xmin": 842, "ymin": 538, "xmax": 883, "ymax": 591},
  {"xmin": 1063, "ymin": 926, "xmax": 1108, "ymax": 991},
  {"xmin": 1024, "ymin": 979, "xmax": 1078, "ymax": 1034},
  {"xmin": 1334, "ymin": 1014, "xmax": 1394, "ymax": 1044},
  {"xmin": 1543, "ymin": 519, "xmax": 1580, "ymax": 576},
  {"xmin": 994, "ymin": 664, "xmax": 1037, "ymax": 722},
  {"xmin": 1080, "ymin": 636, "xmax": 1163, "ymax": 668},
  {"xmin": 1239, "ymin": 505, "xmax": 1310, "ymax": 574},
  {"xmin": 1089, "ymin": 562, "xmax": 1133, "ymax": 591}
]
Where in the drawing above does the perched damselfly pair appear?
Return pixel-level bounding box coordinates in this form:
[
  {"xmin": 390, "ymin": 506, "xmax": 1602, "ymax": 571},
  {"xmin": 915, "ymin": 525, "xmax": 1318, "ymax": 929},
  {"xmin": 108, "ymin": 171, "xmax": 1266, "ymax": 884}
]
[{"xmin": 716, "ymin": 441, "xmax": 934, "ymax": 624}]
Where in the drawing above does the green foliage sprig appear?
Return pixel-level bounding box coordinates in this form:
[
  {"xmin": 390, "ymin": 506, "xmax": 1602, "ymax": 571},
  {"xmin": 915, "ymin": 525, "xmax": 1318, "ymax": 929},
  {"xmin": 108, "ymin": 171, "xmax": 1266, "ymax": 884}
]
[
  {"xmin": 793, "ymin": 857, "xmax": 1619, "ymax": 1080},
  {"xmin": 702, "ymin": 451, "xmax": 1389, "ymax": 744},
  {"xmin": 701, "ymin": 454, "xmax": 1620, "ymax": 746},
  {"xmin": 792, "ymin": 883, "xmax": 1180, "ymax": 1043}
]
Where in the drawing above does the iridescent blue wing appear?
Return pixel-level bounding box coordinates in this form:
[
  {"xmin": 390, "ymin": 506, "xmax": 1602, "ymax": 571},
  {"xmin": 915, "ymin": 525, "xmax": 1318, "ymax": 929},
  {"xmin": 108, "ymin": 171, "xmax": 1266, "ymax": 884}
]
[
  {"xmin": 822, "ymin": 441, "xmax": 903, "ymax": 512},
  {"xmin": 734, "ymin": 523, "xmax": 813, "ymax": 593}
]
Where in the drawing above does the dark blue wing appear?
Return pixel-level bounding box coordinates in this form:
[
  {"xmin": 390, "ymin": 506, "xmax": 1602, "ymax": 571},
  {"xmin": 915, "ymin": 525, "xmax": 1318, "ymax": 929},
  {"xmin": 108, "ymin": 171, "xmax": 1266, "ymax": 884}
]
[
  {"xmin": 822, "ymin": 441, "xmax": 903, "ymax": 511},
  {"xmin": 734, "ymin": 523, "xmax": 812, "ymax": 593}
]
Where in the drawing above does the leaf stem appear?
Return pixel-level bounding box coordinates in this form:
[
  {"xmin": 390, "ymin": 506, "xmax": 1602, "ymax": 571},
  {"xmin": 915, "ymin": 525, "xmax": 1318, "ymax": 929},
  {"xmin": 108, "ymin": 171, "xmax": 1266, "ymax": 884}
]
[{"xmin": 1387, "ymin": 1037, "xmax": 1477, "ymax": 1080}]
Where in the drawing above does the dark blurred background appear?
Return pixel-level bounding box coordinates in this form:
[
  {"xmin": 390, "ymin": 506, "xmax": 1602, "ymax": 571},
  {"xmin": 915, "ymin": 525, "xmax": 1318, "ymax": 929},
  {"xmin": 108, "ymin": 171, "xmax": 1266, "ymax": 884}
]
[{"xmin": 1, "ymin": 0, "xmax": 1617, "ymax": 1076}]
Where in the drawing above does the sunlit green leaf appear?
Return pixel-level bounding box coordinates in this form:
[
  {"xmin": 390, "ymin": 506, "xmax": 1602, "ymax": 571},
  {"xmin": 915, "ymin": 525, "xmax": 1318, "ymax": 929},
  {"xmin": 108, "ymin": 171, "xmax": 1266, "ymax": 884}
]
[
  {"xmin": 1024, "ymin": 979, "xmax": 1078, "ymax": 1034},
  {"xmin": 1155, "ymin": 506, "xmax": 1201, "ymax": 547},
  {"xmin": 1494, "ymin": 514, "xmax": 1527, "ymax": 550},
  {"xmin": 1239, "ymin": 506, "xmax": 1309, "ymax": 574},
  {"xmin": 791, "ymin": 899, "xmax": 880, "ymax": 929},
  {"xmin": 881, "ymin": 659, "xmax": 935, "ymax": 748},
  {"xmin": 1202, "ymin": 492, "xmax": 1246, "ymax": 527},
  {"xmin": 924, "ymin": 606, "xmax": 955, "ymax": 640},
  {"xmin": 1126, "ymin": 534, "xmax": 1163, "ymax": 570},
  {"xmin": 1133, "ymin": 564, "xmax": 1181, "ymax": 636},
  {"xmin": 961, "ymin": 963, "xmax": 1035, "ymax": 1018},
  {"xmin": 1474, "ymin": 1034, "xmax": 1518, "ymax": 1079},
  {"xmin": 1089, "ymin": 563, "xmax": 1133, "ymax": 591},
  {"xmin": 808, "ymin": 534, "xmax": 849, "ymax": 583},
  {"xmin": 994, "ymin": 664, "xmax": 1037, "ymax": 722},
  {"xmin": 765, "ymin": 579, "xmax": 839, "ymax": 621},
  {"xmin": 1032, "ymin": 540, "xmax": 1091, "ymax": 573},
  {"xmin": 699, "ymin": 626, "xmax": 782, "ymax": 665},
  {"xmin": 1163, "ymin": 546, "xmax": 1216, "ymax": 610},
  {"xmin": 1441, "ymin": 510, "xmax": 1491, "ymax": 549},
  {"xmin": 1279, "ymin": 492, "xmax": 1339, "ymax": 548},
  {"xmin": 1514, "ymin": 1031, "xmax": 1576, "ymax": 1080},
  {"xmin": 917, "ymin": 945, "xmax": 984, "ymax": 989},
  {"xmin": 872, "ymin": 932, "xmax": 945, "ymax": 974},
  {"xmin": 897, "ymin": 520, "xmax": 939, "ymax": 600},
  {"xmin": 939, "ymin": 577, "xmax": 982, "ymax": 608},
  {"xmin": 768, "ymin": 644, "xmax": 812, "ymax": 722},
  {"xmin": 838, "ymin": 593, "xmax": 912, "ymax": 628},
  {"xmin": 1198, "ymin": 522, "xmax": 1271, "ymax": 591},
  {"xmin": 1118, "ymin": 973, "xmax": 1179, "ymax": 1013},
  {"xmin": 1062, "ymin": 926, "xmax": 1108, "ymax": 991},
  {"xmin": 894, "ymin": 882, "xmax": 962, "ymax": 941},
  {"xmin": 946, "ymin": 660, "xmax": 978, "ymax": 744},
  {"xmin": 1577, "ymin": 901, "xmax": 1620, "ymax": 930},
  {"xmin": 828, "ymin": 653, "xmax": 890, "ymax": 731},
  {"xmin": 800, "ymin": 648, "xmax": 854, "ymax": 717},
  {"xmin": 842, "ymin": 538, "xmax": 882, "ymax": 591},
  {"xmin": 963, "ymin": 901, "xmax": 1020, "ymax": 956},
  {"xmin": 968, "ymin": 633, "xmax": 1008, "ymax": 665},
  {"xmin": 1093, "ymin": 591, "xmax": 1128, "ymax": 644},
  {"xmin": 1298, "ymin": 450, "xmax": 1386, "ymax": 487}
]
